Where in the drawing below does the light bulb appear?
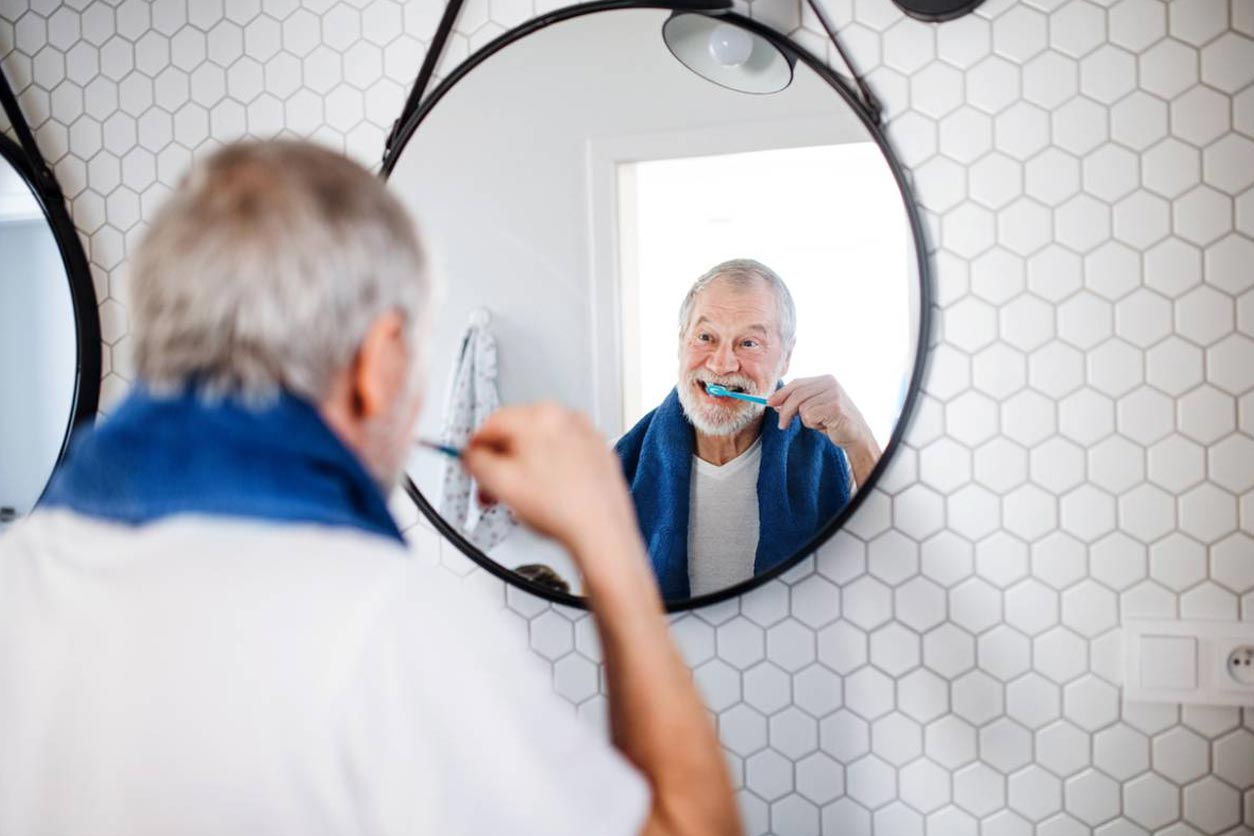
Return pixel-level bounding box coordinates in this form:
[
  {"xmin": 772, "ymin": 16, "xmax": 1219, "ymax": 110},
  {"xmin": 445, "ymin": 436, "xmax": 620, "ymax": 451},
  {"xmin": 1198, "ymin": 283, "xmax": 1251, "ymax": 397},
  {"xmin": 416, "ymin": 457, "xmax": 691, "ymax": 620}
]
[{"xmin": 707, "ymin": 23, "xmax": 753, "ymax": 67}]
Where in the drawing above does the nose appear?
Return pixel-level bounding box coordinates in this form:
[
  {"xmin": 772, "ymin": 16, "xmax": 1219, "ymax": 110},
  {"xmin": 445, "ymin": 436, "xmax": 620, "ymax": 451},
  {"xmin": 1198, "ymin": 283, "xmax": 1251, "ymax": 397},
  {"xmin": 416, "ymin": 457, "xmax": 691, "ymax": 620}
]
[{"xmin": 706, "ymin": 341, "xmax": 739, "ymax": 376}]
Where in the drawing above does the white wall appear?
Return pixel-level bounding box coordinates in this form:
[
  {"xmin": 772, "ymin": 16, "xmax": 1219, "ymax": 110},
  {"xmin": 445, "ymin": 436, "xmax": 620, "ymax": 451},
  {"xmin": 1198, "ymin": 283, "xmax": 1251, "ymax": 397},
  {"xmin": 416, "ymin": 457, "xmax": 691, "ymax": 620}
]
[{"xmin": 3, "ymin": 2, "xmax": 1252, "ymax": 834}]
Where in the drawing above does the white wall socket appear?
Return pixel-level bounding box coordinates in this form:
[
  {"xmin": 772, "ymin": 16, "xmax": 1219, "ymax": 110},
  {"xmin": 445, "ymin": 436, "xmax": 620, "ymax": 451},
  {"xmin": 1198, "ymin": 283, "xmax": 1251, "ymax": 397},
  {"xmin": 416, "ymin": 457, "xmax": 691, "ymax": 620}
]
[{"xmin": 1123, "ymin": 619, "xmax": 1254, "ymax": 707}]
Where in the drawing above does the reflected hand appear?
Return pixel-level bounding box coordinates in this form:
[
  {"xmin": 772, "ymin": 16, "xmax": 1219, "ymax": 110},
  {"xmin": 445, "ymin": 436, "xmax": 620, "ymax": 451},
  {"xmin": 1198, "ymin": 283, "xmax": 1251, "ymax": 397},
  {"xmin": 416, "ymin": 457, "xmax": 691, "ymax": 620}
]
[
  {"xmin": 461, "ymin": 403, "xmax": 642, "ymax": 560},
  {"xmin": 767, "ymin": 375, "xmax": 882, "ymax": 486}
]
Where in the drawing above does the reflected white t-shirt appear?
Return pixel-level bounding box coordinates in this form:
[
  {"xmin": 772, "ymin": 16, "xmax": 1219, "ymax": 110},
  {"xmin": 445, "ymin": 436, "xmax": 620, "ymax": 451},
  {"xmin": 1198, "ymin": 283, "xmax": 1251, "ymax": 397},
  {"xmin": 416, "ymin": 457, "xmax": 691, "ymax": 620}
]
[
  {"xmin": 0, "ymin": 511, "xmax": 649, "ymax": 836},
  {"xmin": 688, "ymin": 438, "xmax": 762, "ymax": 596}
]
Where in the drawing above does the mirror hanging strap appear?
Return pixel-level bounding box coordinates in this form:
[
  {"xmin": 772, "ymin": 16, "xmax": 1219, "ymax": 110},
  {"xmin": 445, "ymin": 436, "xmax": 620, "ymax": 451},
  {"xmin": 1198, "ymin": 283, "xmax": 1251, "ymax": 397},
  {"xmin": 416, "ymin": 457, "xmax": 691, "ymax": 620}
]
[
  {"xmin": 0, "ymin": 61, "xmax": 63, "ymax": 202},
  {"xmin": 803, "ymin": 0, "xmax": 884, "ymax": 125}
]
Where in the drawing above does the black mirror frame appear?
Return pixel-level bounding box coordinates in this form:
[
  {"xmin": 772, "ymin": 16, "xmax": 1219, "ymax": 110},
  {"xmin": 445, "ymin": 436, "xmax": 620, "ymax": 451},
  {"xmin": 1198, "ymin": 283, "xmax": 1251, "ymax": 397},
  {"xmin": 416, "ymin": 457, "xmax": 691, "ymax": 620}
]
[
  {"xmin": 381, "ymin": 1, "xmax": 934, "ymax": 612},
  {"xmin": 0, "ymin": 133, "xmax": 102, "ymax": 509}
]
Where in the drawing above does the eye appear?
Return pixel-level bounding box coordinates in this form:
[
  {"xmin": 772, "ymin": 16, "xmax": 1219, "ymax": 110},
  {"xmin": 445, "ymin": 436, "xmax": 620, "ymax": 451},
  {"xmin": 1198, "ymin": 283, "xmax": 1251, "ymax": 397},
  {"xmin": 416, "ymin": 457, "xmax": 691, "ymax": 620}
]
[
  {"xmin": 741, "ymin": 339, "xmax": 759, "ymax": 349},
  {"xmin": 697, "ymin": 332, "xmax": 713, "ymax": 343}
]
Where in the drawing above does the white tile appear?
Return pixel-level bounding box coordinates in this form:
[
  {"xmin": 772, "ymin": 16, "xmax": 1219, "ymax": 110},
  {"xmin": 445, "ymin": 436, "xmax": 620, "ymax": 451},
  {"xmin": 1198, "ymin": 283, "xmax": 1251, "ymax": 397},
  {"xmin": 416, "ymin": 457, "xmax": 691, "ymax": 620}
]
[
  {"xmin": 1049, "ymin": 0, "xmax": 1104, "ymax": 57},
  {"xmin": 1086, "ymin": 434, "xmax": 1144, "ymax": 493},
  {"xmin": 792, "ymin": 664, "xmax": 841, "ymax": 719},
  {"xmin": 882, "ymin": 17, "xmax": 935, "ymax": 74},
  {"xmin": 1212, "ymin": 530, "xmax": 1254, "ymax": 592},
  {"xmin": 1178, "ymin": 483, "xmax": 1238, "ymax": 543},
  {"xmin": 1151, "ymin": 725, "xmax": 1211, "ymax": 784},
  {"xmin": 695, "ymin": 659, "xmax": 741, "ymax": 712},
  {"xmin": 973, "ymin": 436, "xmax": 1028, "ymax": 491},
  {"xmin": 1139, "ymin": 39, "xmax": 1199, "ymax": 100},
  {"xmin": 894, "ymin": 758, "xmax": 948, "ymax": 813},
  {"xmin": 1002, "ymin": 482, "xmax": 1058, "ymax": 541},
  {"xmin": 1006, "ymin": 671, "xmax": 1061, "ymax": 729},
  {"xmin": 1168, "ymin": 0, "xmax": 1227, "ymax": 45},
  {"xmin": 953, "ymin": 762, "xmax": 1005, "ymax": 816},
  {"xmin": 979, "ymin": 625, "xmax": 1031, "ymax": 683},
  {"xmin": 1182, "ymin": 776, "xmax": 1242, "ymax": 833},
  {"xmin": 1123, "ymin": 772, "xmax": 1179, "ymax": 829},
  {"xmin": 1201, "ymin": 33, "xmax": 1254, "ymax": 93},
  {"xmin": 770, "ymin": 707, "xmax": 819, "ymax": 760},
  {"xmin": 845, "ymin": 755, "xmax": 897, "ymax": 807},
  {"xmin": 819, "ymin": 707, "xmax": 870, "ymax": 762},
  {"xmin": 1202, "ymin": 135, "xmax": 1254, "ymax": 196},
  {"xmin": 1004, "ymin": 579, "xmax": 1058, "ymax": 636},
  {"xmin": 552, "ymin": 654, "xmax": 597, "ymax": 703},
  {"xmin": 720, "ymin": 704, "xmax": 768, "ymax": 757},
  {"xmin": 1000, "ymin": 294, "xmax": 1056, "ymax": 351},
  {"xmin": 966, "ymin": 55, "xmax": 1020, "ymax": 116},
  {"xmin": 844, "ymin": 667, "xmax": 894, "ymax": 721},
  {"xmin": 992, "ymin": 4, "xmax": 1047, "ymax": 61},
  {"xmin": 1206, "ymin": 333, "xmax": 1254, "ymax": 395},
  {"xmin": 795, "ymin": 752, "xmax": 844, "ymax": 805},
  {"xmin": 1035, "ymin": 626, "xmax": 1089, "ymax": 685},
  {"xmin": 1079, "ymin": 44, "xmax": 1137, "ymax": 104},
  {"xmin": 1057, "ymin": 291, "xmax": 1113, "ymax": 349},
  {"xmin": 1171, "ymin": 85, "xmax": 1231, "ymax": 148},
  {"xmin": 821, "ymin": 798, "xmax": 871, "ymax": 836},
  {"xmin": 1052, "ymin": 97, "xmax": 1108, "ymax": 155},
  {"xmin": 1030, "ymin": 533, "xmax": 1088, "ymax": 591},
  {"xmin": 1107, "ymin": 0, "xmax": 1165, "ymax": 51},
  {"xmin": 869, "ymin": 623, "xmax": 920, "ymax": 677},
  {"xmin": 1036, "ymin": 720, "xmax": 1091, "ymax": 779},
  {"xmin": 1111, "ymin": 90, "xmax": 1169, "ymax": 151},
  {"xmin": 1113, "ymin": 190, "xmax": 1171, "ymax": 249},
  {"xmin": 1029, "ymin": 341, "xmax": 1085, "ymax": 397},
  {"xmin": 924, "ymin": 715, "xmax": 977, "ymax": 771},
  {"xmin": 1008, "ymin": 763, "xmax": 1063, "ymax": 821},
  {"xmin": 1063, "ymin": 768, "xmax": 1121, "ymax": 825},
  {"xmin": 995, "ymin": 105, "xmax": 1052, "ymax": 168},
  {"xmin": 1022, "ymin": 52, "xmax": 1078, "ymax": 110},
  {"xmin": 767, "ymin": 620, "xmax": 816, "ymax": 673}
]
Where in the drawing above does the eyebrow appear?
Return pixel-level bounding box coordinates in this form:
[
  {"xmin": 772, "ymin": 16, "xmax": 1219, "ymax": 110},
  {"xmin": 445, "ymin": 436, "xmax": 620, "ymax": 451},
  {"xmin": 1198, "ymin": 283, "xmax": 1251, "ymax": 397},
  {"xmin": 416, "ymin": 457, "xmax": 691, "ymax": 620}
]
[{"xmin": 693, "ymin": 316, "xmax": 770, "ymax": 336}]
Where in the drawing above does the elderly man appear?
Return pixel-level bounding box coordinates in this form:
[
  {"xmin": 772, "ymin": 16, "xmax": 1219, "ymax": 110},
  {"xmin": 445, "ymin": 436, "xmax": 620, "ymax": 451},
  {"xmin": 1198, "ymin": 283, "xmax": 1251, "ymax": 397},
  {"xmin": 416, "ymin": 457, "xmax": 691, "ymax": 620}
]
[
  {"xmin": 616, "ymin": 259, "xmax": 882, "ymax": 599},
  {"xmin": 0, "ymin": 142, "xmax": 737, "ymax": 836}
]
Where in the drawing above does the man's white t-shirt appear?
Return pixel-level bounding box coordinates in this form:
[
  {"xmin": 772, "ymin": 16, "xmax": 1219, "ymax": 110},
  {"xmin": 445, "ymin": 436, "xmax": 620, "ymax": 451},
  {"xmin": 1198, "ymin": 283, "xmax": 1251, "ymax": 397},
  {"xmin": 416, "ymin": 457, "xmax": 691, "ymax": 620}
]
[
  {"xmin": 687, "ymin": 438, "xmax": 762, "ymax": 596},
  {"xmin": 0, "ymin": 511, "xmax": 649, "ymax": 836}
]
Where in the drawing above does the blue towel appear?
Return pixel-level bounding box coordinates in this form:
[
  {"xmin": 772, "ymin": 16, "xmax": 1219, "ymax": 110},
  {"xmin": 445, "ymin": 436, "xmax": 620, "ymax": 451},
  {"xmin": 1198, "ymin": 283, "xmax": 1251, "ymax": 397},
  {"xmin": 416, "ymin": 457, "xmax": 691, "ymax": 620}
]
[
  {"xmin": 614, "ymin": 387, "xmax": 851, "ymax": 600},
  {"xmin": 42, "ymin": 385, "xmax": 404, "ymax": 545}
]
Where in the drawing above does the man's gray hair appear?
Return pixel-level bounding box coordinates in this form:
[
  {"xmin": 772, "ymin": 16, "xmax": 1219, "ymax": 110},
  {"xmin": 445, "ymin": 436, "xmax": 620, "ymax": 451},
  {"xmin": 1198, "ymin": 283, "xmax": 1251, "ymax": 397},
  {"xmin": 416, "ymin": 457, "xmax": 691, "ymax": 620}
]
[
  {"xmin": 677, "ymin": 258, "xmax": 796, "ymax": 348},
  {"xmin": 129, "ymin": 140, "xmax": 430, "ymax": 402}
]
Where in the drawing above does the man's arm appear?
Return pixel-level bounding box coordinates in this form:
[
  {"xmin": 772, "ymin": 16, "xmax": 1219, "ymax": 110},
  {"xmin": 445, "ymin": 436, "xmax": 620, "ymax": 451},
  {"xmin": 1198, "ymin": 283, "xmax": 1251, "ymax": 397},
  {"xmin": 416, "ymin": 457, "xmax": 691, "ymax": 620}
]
[
  {"xmin": 464, "ymin": 405, "xmax": 739, "ymax": 836},
  {"xmin": 768, "ymin": 375, "xmax": 882, "ymax": 487}
]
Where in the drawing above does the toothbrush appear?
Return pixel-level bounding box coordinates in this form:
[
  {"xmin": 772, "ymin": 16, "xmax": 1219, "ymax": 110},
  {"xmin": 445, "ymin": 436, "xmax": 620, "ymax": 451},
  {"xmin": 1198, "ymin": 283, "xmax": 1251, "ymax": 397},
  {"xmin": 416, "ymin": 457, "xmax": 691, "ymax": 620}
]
[
  {"xmin": 705, "ymin": 383, "xmax": 770, "ymax": 406},
  {"xmin": 416, "ymin": 438, "xmax": 463, "ymax": 458}
]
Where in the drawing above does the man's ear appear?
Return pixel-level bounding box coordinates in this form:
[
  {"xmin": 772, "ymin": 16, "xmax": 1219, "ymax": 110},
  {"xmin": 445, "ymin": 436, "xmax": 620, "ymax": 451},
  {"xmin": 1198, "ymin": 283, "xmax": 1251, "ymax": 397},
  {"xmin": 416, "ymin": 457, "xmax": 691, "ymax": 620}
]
[{"xmin": 351, "ymin": 310, "xmax": 408, "ymax": 420}]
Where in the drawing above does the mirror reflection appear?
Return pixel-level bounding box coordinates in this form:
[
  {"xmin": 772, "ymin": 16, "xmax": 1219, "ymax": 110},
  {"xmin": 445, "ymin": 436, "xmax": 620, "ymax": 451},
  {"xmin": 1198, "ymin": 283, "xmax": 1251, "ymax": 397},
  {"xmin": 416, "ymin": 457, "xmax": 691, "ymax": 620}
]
[
  {"xmin": 0, "ymin": 154, "xmax": 78, "ymax": 529},
  {"xmin": 389, "ymin": 9, "xmax": 921, "ymax": 602}
]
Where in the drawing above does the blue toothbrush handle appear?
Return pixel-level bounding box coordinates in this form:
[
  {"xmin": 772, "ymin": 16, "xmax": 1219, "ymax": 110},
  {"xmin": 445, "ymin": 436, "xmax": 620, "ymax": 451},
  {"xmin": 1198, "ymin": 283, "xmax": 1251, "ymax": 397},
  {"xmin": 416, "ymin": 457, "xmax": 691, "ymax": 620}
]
[
  {"xmin": 707, "ymin": 384, "xmax": 770, "ymax": 405},
  {"xmin": 723, "ymin": 390, "xmax": 768, "ymax": 405}
]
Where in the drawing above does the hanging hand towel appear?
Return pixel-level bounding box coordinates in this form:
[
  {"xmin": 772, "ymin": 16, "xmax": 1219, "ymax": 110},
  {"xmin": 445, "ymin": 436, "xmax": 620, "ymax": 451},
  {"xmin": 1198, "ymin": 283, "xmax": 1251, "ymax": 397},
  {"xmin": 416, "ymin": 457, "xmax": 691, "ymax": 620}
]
[{"xmin": 438, "ymin": 309, "xmax": 517, "ymax": 550}]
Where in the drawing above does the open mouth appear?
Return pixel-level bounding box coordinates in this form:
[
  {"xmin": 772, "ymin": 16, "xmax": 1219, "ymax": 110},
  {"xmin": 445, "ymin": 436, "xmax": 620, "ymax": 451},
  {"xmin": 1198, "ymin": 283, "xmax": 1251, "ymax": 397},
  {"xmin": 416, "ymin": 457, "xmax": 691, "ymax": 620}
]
[{"xmin": 694, "ymin": 378, "xmax": 750, "ymax": 398}]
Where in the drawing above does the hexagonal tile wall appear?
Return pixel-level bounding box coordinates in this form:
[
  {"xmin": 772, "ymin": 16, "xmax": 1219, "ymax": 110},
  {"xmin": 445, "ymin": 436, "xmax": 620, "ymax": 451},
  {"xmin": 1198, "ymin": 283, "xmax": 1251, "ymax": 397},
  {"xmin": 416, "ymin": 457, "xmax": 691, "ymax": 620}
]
[{"xmin": 3, "ymin": 1, "xmax": 1253, "ymax": 835}]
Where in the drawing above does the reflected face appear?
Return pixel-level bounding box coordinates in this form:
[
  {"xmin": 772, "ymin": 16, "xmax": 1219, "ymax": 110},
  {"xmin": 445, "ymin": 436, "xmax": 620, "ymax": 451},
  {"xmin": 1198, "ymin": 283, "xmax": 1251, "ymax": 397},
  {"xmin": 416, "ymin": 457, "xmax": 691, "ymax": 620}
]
[{"xmin": 677, "ymin": 277, "xmax": 789, "ymax": 436}]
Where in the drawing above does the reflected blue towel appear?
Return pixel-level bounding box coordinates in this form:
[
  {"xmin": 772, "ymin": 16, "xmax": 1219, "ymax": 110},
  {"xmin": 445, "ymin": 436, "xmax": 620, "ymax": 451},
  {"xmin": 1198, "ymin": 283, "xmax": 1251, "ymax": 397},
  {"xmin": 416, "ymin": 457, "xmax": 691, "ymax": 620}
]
[
  {"xmin": 614, "ymin": 387, "xmax": 851, "ymax": 600},
  {"xmin": 42, "ymin": 385, "xmax": 404, "ymax": 545}
]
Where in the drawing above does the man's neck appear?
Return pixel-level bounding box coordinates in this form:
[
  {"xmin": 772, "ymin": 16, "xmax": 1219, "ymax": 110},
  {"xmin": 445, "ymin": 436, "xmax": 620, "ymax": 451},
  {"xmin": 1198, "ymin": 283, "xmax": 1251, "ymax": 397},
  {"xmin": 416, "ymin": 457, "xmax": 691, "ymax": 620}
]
[{"xmin": 694, "ymin": 414, "xmax": 764, "ymax": 466}]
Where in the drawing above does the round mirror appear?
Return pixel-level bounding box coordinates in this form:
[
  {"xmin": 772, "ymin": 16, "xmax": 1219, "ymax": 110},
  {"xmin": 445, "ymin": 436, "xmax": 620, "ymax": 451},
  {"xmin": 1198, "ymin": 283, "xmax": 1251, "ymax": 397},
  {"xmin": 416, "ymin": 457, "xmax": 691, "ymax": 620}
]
[
  {"xmin": 384, "ymin": 6, "xmax": 930, "ymax": 609},
  {"xmin": 0, "ymin": 136, "xmax": 100, "ymax": 530}
]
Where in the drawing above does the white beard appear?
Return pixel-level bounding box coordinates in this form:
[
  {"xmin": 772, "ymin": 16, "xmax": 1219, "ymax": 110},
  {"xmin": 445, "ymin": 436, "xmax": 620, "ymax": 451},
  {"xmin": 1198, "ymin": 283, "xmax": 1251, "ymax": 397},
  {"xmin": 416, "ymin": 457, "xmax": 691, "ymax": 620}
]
[{"xmin": 677, "ymin": 371, "xmax": 767, "ymax": 437}]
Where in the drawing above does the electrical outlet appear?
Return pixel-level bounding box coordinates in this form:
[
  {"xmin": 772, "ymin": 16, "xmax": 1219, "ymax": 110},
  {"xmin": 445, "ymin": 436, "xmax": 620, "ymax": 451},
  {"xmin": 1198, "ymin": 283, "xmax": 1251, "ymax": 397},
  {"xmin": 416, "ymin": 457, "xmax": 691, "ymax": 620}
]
[
  {"xmin": 1223, "ymin": 643, "xmax": 1254, "ymax": 687},
  {"xmin": 1124, "ymin": 619, "xmax": 1254, "ymax": 707}
]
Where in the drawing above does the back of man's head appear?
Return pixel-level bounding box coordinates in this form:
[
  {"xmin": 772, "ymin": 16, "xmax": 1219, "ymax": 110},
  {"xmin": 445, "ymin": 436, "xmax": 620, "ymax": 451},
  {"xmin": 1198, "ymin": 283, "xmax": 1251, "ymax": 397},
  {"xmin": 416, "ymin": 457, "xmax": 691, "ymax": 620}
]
[{"xmin": 129, "ymin": 140, "xmax": 429, "ymax": 403}]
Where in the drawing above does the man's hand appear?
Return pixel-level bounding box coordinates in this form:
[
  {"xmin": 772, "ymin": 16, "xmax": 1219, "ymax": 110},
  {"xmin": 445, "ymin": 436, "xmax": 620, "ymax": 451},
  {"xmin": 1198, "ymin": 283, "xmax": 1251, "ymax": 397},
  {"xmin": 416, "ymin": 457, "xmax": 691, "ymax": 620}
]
[
  {"xmin": 767, "ymin": 375, "xmax": 882, "ymax": 488},
  {"xmin": 461, "ymin": 403, "xmax": 641, "ymax": 561}
]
